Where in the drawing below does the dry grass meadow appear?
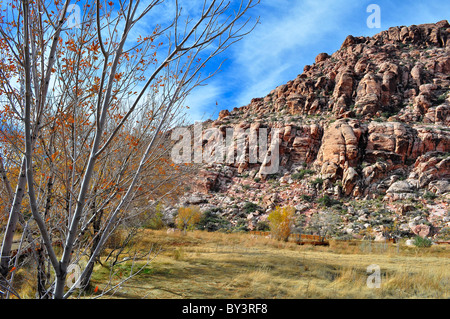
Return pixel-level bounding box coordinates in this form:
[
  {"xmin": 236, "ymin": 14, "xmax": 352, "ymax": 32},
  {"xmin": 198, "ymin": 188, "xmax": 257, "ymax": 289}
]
[{"xmin": 84, "ymin": 229, "xmax": 450, "ymax": 299}]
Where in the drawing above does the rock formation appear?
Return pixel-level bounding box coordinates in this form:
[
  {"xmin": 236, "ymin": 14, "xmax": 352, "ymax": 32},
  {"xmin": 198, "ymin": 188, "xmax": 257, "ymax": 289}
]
[{"xmin": 171, "ymin": 21, "xmax": 450, "ymax": 241}]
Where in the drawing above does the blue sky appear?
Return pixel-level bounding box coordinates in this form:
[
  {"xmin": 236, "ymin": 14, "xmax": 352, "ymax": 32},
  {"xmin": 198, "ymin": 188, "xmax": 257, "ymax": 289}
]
[
  {"xmin": 181, "ymin": 0, "xmax": 450, "ymax": 123},
  {"xmin": 1, "ymin": 0, "xmax": 447, "ymax": 125}
]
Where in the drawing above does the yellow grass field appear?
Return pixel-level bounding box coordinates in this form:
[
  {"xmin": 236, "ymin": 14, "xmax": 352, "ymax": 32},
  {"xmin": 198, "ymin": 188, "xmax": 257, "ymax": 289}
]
[{"xmin": 88, "ymin": 229, "xmax": 450, "ymax": 299}]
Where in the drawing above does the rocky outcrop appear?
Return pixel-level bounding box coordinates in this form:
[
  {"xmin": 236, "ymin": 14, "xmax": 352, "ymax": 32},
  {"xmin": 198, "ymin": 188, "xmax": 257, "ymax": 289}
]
[
  {"xmin": 231, "ymin": 20, "xmax": 450, "ymax": 123},
  {"xmin": 316, "ymin": 119, "xmax": 366, "ymax": 179},
  {"xmin": 410, "ymin": 152, "xmax": 450, "ymax": 188},
  {"xmin": 175, "ymin": 21, "xmax": 450, "ymax": 240},
  {"xmin": 285, "ymin": 124, "xmax": 323, "ymax": 164},
  {"xmin": 366, "ymin": 122, "xmax": 417, "ymax": 164}
]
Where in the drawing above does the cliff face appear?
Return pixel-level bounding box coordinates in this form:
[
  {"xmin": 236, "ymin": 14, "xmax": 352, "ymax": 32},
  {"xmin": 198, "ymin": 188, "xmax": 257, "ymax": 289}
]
[{"xmin": 173, "ymin": 21, "xmax": 450, "ymax": 240}]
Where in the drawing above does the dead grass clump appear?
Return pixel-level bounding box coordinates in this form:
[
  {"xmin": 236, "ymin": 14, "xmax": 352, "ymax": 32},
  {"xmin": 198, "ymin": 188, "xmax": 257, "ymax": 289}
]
[{"xmin": 12, "ymin": 267, "xmax": 36, "ymax": 298}]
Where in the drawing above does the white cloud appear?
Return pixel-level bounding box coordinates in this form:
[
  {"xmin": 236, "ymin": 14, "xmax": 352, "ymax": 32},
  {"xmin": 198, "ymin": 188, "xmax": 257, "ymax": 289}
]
[
  {"xmin": 166, "ymin": 0, "xmax": 357, "ymax": 121},
  {"xmin": 130, "ymin": 0, "xmax": 450, "ymax": 123},
  {"xmin": 226, "ymin": 0, "xmax": 359, "ymax": 107}
]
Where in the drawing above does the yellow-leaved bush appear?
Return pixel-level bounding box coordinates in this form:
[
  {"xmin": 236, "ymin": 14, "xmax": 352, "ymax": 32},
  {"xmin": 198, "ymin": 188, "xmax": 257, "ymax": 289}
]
[
  {"xmin": 268, "ymin": 206, "xmax": 295, "ymax": 242},
  {"xmin": 176, "ymin": 205, "xmax": 202, "ymax": 233}
]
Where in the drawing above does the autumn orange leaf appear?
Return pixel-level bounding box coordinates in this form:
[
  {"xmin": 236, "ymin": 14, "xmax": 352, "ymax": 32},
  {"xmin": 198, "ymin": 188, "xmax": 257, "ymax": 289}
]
[
  {"xmin": 94, "ymin": 286, "xmax": 99, "ymax": 293},
  {"xmin": 9, "ymin": 267, "xmax": 16, "ymax": 272}
]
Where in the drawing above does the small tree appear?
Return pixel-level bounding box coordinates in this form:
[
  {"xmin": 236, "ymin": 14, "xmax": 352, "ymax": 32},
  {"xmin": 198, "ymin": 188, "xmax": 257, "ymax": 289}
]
[
  {"xmin": 268, "ymin": 206, "xmax": 295, "ymax": 242},
  {"xmin": 176, "ymin": 206, "xmax": 202, "ymax": 234},
  {"xmin": 143, "ymin": 203, "xmax": 166, "ymax": 230},
  {"xmin": 0, "ymin": 0, "xmax": 260, "ymax": 299},
  {"xmin": 307, "ymin": 210, "xmax": 341, "ymax": 239}
]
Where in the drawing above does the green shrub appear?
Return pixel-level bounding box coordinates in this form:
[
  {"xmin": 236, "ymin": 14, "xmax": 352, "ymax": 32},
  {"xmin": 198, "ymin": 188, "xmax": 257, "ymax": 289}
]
[
  {"xmin": 423, "ymin": 191, "xmax": 437, "ymax": 200},
  {"xmin": 413, "ymin": 236, "xmax": 433, "ymax": 248},
  {"xmin": 438, "ymin": 227, "xmax": 450, "ymax": 240},
  {"xmin": 232, "ymin": 219, "xmax": 249, "ymax": 232},
  {"xmin": 436, "ymin": 93, "xmax": 447, "ymax": 104},
  {"xmin": 143, "ymin": 203, "xmax": 165, "ymax": 229},
  {"xmin": 145, "ymin": 211, "xmax": 165, "ymax": 230},
  {"xmin": 243, "ymin": 201, "xmax": 259, "ymax": 214},
  {"xmin": 317, "ymin": 195, "xmax": 341, "ymax": 208},
  {"xmin": 197, "ymin": 210, "xmax": 231, "ymax": 232},
  {"xmin": 292, "ymin": 169, "xmax": 315, "ymax": 180},
  {"xmin": 310, "ymin": 177, "xmax": 324, "ymax": 187},
  {"xmin": 255, "ymin": 221, "xmax": 270, "ymax": 231}
]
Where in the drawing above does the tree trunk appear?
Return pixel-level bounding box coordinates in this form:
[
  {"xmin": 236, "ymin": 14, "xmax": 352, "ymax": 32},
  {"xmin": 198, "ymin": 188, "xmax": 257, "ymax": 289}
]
[
  {"xmin": 37, "ymin": 246, "xmax": 51, "ymax": 299},
  {"xmin": 0, "ymin": 160, "xmax": 27, "ymax": 291},
  {"xmin": 81, "ymin": 209, "xmax": 104, "ymax": 289}
]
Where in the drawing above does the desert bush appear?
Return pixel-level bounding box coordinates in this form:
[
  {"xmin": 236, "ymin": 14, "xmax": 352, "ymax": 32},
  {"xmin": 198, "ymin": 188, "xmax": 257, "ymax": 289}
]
[
  {"xmin": 306, "ymin": 210, "xmax": 342, "ymax": 238},
  {"xmin": 436, "ymin": 92, "xmax": 447, "ymax": 104},
  {"xmin": 172, "ymin": 247, "xmax": 185, "ymax": 261},
  {"xmin": 232, "ymin": 218, "xmax": 249, "ymax": 232},
  {"xmin": 197, "ymin": 210, "xmax": 231, "ymax": 232},
  {"xmin": 176, "ymin": 206, "xmax": 202, "ymax": 234},
  {"xmin": 292, "ymin": 169, "xmax": 315, "ymax": 180},
  {"xmin": 268, "ymin": 206, "xmax": 295, "ymax": 242},
  {"xmin": 143, "ymin": 203, "xmax": 166, "ymax": 230},
  {"xmin": 413, "ymin": 236, "xmax": 433, "ymax": 248},
  {"xmin": 104, "ymin": 229, "xmax": 127, "ymax": 249},
  {"xmin": 437, "ymin": 227, "xmax": 450, "ymax": 240},
  {"xmin": 317, "ymin": 195, "xmax": 341, "ymax": 207},
  {"xmin": 266, "ymin": 174, "xmax": 279, "ymax": 181},
  {"xmin": 301, "ymin": 194, "xmax": 313, "ymax": 202},
  {"xmin": 243, "ymin": 201, "xmax": 259, "ymax": 214},
  {"xmin": 310, "ymin": 177, "xmax": 324, "ymax": 187},
  {"xmin": 146, "ymin": 211, "xmax": 166, "ymax": 230},
  {"xmin": 255, "ymin": 220, "xmax": 270, "ymax": 231},
  {"xmin": 423, "ymin": 191, "xmax": 437, "ymax": 201}
]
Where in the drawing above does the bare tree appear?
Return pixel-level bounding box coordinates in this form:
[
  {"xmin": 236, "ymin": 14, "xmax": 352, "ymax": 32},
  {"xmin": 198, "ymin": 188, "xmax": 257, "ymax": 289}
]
[{"xmin": 0, "ymin": 0, "xmax": 259, "ymax": 299}]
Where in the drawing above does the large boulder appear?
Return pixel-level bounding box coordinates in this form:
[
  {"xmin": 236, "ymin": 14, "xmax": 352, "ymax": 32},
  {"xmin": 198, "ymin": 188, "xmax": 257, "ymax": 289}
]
[
  {"xmin": 342, "ymin": 167, "xmax": 359, "ymax": 196},
  {"xmin": 289, "ymin": 124, "xmax": 323, "ymax": 164},
  {"xmin": 218, "ymin": 109, "xmax": 231, "ymax": 120},
  {"xmin": 411, "ymin": 224, "xmax": 430, "ymax": 238},
  {"xmin": 315, "ymin": 52, "xmax": 330, "ymax": 64},
  {"xmin": 386, "ymin": 180, "xmax": 416, "ymax": 194}
]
